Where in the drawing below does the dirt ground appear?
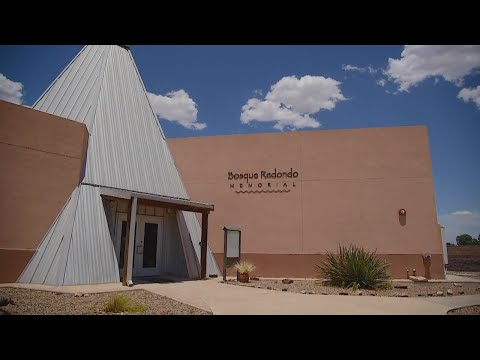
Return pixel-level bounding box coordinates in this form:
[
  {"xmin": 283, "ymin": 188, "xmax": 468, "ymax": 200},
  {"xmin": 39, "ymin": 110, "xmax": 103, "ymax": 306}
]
[
  {"xmin": 227, "ymin": 278, "xmax": 480, "ymax": 297},
  {"xmin": 447, "ymin": 305, "xmax": 480, "ymax": 315},
  {"xmin": 0, "ymin": 288, "xmax": 211, "ymax": 315}
]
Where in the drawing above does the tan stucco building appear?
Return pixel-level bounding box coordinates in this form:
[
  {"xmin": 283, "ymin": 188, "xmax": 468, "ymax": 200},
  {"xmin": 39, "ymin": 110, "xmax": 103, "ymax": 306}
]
[
  {"xmin": 0, "ymin": 97, "xmax": 445, "ymax": 283},
  {"xmin": 0, "ymin": 45, "xmax": 445, "ymax": 284},
  {"xmin": 168, "ymin": 125, "xmax": 445, "ymax": 279}
]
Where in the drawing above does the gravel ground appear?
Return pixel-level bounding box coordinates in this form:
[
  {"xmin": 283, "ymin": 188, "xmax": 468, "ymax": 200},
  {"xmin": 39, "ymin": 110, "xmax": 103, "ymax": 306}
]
[
  {"xmin": 226, "ymin": 278, "xmax": 480, "ymax": 297},
  {"xmin": 447, "ymin": 306, "xmax": 480, "ymax": 315},
  {"xmin": 0, "ymin": 288, "xmax": 211, "ymax": 315}
]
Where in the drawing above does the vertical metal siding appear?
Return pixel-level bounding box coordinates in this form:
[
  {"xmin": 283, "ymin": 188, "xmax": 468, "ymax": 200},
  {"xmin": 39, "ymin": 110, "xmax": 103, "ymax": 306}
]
[
  {"xmin": 63, "ymin": 185, "xmax": 119, "ymax": 285},
  {"xmin": 19, "ymin": 185, "xmax": 120, "ymax": 286},
  {"xmin": 162, "ymin": 212, "xmax": 188, "ymax": 278},
  {"xmin": 34, "ymin": 45, "xmax": 112, "ymax": 133},
  {"xmin": 18, "ymin": 188, "xmax": 79, "ymax": 285},
  {"xmin": 24, "ymin": 45, "xmax": 219, "ymax": 285}
]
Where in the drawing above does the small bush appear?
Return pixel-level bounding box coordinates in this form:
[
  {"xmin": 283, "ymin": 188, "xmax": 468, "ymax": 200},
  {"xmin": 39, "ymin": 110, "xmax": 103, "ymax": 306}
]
[
  {"xmin": 377, "ymin": 280, "xmax": 393, "ymax": 290},
  {"xmin": 234, "ymin": 261, "xmax": 256, "ymax": 274},
  {"xmin": 315, "ymin": 244, "xmax": 390, "ymax": 290},
  {"xmin": 105, "ymin": 294, "xmax": 146, "ymax": 314}
]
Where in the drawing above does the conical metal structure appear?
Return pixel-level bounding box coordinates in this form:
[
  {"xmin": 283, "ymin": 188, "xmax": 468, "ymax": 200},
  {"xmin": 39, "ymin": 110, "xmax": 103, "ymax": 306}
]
[{"xmin": 18, "ymin": 45, "xmax": 219, "ymax": 285}]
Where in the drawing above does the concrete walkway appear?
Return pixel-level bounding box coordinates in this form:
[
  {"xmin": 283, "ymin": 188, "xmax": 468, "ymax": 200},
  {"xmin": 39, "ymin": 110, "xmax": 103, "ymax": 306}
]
[
  {"xmin": 443, "ymin": 274, "xmax": 480, "ymax": 283},
  {"xmin": 136, "ymin": 279, "xmax": 480, "ymax": 315},
  {"xmin": 3, "ymin": 279, "xmax": 479, "ymax": 315}
]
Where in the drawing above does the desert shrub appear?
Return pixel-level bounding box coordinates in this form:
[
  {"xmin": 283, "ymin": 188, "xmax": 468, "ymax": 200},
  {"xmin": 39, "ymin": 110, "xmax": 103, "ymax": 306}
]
[
  {"xmin": 315, "ymin": 244, "xmax": 390, "ymax": 289},
  {"xmin": 234, "ymin": 261, "xmax": 256, "ymax": 274},
  {"xmin": 105, "ymin": 294, "xmax": 146, "ymax": 313},
  {"xmin": 377, "ymin": 280, "xmax": 393, "ymax": 290}
]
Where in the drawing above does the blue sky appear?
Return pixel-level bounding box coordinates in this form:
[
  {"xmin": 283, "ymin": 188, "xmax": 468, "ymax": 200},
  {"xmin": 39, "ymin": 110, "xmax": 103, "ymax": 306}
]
[{"xmin": 0, "ymin": 45, "xmax": 479, "ymax": 244}]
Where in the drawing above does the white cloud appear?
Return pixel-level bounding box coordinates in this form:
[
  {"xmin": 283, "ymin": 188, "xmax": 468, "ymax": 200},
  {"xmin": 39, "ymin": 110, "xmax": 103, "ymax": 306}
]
[
  {"xmin": 451, "ymin": 210, "xmax": 473, "ymax": 216},
  {"xmin": 438, "ymin": 211, "xmax": 480, "ymax": 244},
  {"xmin": 240, "ymin": 75, "xmax": 346, "ymax": 131},
  {"xmin": 0, "ymin": 73, "xmax": 23, "ymax": 104},
  {"xmin": 376, "ymin": 79, "xmax": 386, "ymax": 87},
  {"xmin": 342, "ymin": 64, "xmax": 378, "ymax": 74},
  {"xmin": 385, "ymin": 45, "xmax": 480, "ymax": 92},
  {"xmin": 457, "ymin": 86, "xmax": 480, "ymax": 109},
  {"xmin": 147, "ymin": 90, "xmax": 206, "ymax": 130},
  {"xmin": 342, "ymin": 64, "xmax": 366, "ymax": 72},
  {"xmin": 253, "ymin": 89, "xmax": 263, "ymax": 97},
  {"xmin": 241, "ymin": 98, "xmax": 320, "ymax": 131}
]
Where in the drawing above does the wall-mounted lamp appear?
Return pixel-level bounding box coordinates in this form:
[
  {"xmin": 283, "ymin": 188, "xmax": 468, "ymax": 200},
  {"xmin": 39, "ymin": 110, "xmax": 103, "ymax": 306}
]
[{"xmin": 399, "ymin": 209, "xmax": 406, "ymax": 216}]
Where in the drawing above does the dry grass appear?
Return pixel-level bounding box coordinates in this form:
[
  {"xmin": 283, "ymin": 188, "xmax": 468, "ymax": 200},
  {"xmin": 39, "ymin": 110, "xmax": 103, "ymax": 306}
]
[{"xmin": 105, "ymin": 294, "xmax": 146, "ymax": 313}]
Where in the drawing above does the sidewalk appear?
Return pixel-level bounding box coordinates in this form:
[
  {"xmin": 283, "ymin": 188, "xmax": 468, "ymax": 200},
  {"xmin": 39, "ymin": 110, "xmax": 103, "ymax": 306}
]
[
  {"xmin": 136, "ymin": 279, "xmax": 480, "ymax": 315},
  {"xmin": 4, "ymin": 278, "xmax": 478, "ymax": 315}
]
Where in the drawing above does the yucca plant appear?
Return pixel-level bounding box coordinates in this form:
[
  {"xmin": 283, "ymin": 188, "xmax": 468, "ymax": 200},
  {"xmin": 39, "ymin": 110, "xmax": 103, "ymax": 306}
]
[
  {"xmin": 234, "ymin": 261, "xmax": 256, "ymax": 274},
  {"xmin": 315, "ymin": 244, "xmax": 390, "ymax": 289}
]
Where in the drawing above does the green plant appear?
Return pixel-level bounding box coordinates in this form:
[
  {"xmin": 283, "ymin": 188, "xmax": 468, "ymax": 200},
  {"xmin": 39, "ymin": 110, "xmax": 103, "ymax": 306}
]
[
  {"xmin": 104, "ymin": 294, "xmax": 146, "ymax": 314},
  {"xmin": 315, "ymin": 244, "xmax": 390, "ymax": 290},
  {"xmin": 234, "ymin": 261, "xmax": 256, "ymax": 274},
  {"xmin": 377, "ymin": 280, "xmax": 393, "ymax": 290}
]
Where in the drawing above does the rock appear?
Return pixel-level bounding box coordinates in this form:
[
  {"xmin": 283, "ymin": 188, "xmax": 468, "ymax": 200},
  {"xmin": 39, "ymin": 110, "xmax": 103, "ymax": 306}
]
[
  {"xmin": 282, "ymin": 288, "xmax": 288, "ymax": 292},
  {"xmin": 394, "ymin": 284, "xmax": 408, "ymax": 289},
  {"xmin": 447, "ymin": 289, "xmax": 453, "ymax": 295},
  {"xmin": 74, "ymin": 292, "xmax": 83, "ymax": 297},
  {"xmin": 399, "ymin": 293, "xmax": 408, "ymax": 297},
  {"xmin": 459, "ymin": 291, "xmax": 465, "ymax": 295},
  {"xmin": 355, "ymin": 290, "xmax": 363, "ymax": 296},
  {"xmin": 55, "ymin": 292, "xmax": 62, "ymax": 295},
  {"xmin": 301, "ymin": 290, "xmax": 307, "ymax": 294},
  {"xmin": 370, "ymin": 293, "xmax": 377, "ymax": 296},
  {"xmin": 282, "ymin": 279, "xmax": 293, "ymax": 284},
  {"xmin": 309, "ymin": 291, "xmax": 315, "ymax": 294},
  {"xmin": 267, "ymin": 286, "xmax": 272, "ymax": 290},
  {"xmin": 220, "ymin": 280, "xmax": 225, "ymax": 283},
  {"xmin": 208, "ymin": 274, "xmax": 218, "ymax": 278},
  {"xmin": 436, "ymin": 291, "xmax": 444, "ymax": 296},
  {"xmin": 453, "ymin": 283, "xmax": 462, "ymax": 287},
  {"xmin": 417, "ymin": 294, "xmax": 423, "ymax": 296},
  {"xmin": 0, "ymin": 296, "xmax": 12, "ymax": 307},
  {"xmin": 339, "ymin": 292, "xmax": 349, "ymax": 295},
  {"xmin": 251, "ymin": 277, "xmax": 260, "ymax": 281},
  {"xmin": 428, "ymin": 293, "xmax": 434, "ymax": 297},
  {"xmin": 409, "ymin": 276, "xmax": 428, "ymax": 282},
  {"xmin": 83, "ymin": 293, "xmax": 90, "ymax": 297},
  {"xmin": 321, "ymin": 292, "xmax": 328, "ymax": 295}
]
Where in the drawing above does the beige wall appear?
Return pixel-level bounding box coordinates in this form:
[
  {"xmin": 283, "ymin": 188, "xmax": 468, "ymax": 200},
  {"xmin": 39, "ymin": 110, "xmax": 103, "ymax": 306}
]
[
  {"xmin": 447, "ymin": 245, "xmax": 480, "ymax": 256},
  {"xmin": 0, "ymin": 100, "xmax": 88, "ymax": 282},
  {"xmin": 168, "ymin": 125, "xmax": 444, "ymax": 279}
]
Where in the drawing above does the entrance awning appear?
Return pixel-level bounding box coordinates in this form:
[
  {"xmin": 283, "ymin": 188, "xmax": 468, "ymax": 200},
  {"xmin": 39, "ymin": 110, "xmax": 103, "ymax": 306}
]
[
  {"xmin": 85, "ymin": 183, "xmax": 213, "ymax": 284},
  {"xmin": 94, "ymin": 183, "xmax": 214, "ymax": 212}
]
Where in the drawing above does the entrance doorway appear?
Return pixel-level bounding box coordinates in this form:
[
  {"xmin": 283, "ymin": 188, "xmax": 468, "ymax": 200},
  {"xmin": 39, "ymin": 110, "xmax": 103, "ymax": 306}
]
[{"xmin": 115, "ymin": 213, "xmax": 164, "ymax": 277}]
